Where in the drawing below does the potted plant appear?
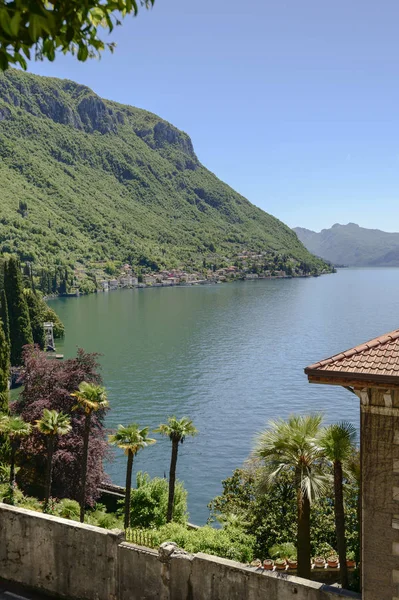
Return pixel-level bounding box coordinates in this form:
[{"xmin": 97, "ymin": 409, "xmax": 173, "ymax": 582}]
[
  {"xmin": 250, "ymin": 559, "xmax": 262, "ymax": 568},
  {"xmin": 275, "ymin": 558, "xmax": 286, "ymax": 570},
  {"xmin": 313, "ymin": 556, "xmax": 325, "ymax": 568},
  {"xmin": 263, "ymin": 559, "xmax": 274, "ymax": 570},
  {"xmin": 287, "ymin": 556, "xmax": 297, "ymax": 569},
  {"xmin": 346, "ymin": 551, "xmax": 356, "ymax": 568},
  {"xmin": 327, "ymin": 555, "xmax": 339, "ymax": 568}
]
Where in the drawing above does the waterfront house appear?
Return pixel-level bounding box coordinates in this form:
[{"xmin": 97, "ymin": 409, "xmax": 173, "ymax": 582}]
[
  {"xmin": 99, "ymin": 280, "xmax": 109, "ymax": 291},
  {"xmin": 305, "ymin": 328, "xmax": 399, "ymax": 600},
  {"xmin": 109, "ymin": 279, "xmax": 119, "ymax": 290}
]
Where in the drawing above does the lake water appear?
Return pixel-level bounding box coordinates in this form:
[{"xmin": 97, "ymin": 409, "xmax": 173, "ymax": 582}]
[{"xmin": 49, "ymin": 268, "xmax": 399, "ymax": 524}]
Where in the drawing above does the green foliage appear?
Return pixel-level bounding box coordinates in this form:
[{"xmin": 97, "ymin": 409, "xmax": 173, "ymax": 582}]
[
  {"xmin": 55, "ymin": 498, "xmax": 80, "ymax": 520},
  {"xmin": 0, "ymin": 317, "xmax": 10, "ymax": 396},
  {"xmin": 208, "ymin": 467, "xmax": 360, "ymax": 560},
  {"xmin": 0, "ymin": 288, "xmax": 10, "ymax": 345},
  {"xmin": 0, "ymin": 69, "xmax": 328, "ymax": 291},
  {"xmin": 130, "ymin": 522, "xmax": 255, "ymax": 563},
  {"xmin": 24, "ymin": 289, "xmax": 46, "ymax": 349},
  {"xmin": 269, "ymin": 542, "xmax": 297, "ymax": 560},
  {"xmin": 0, "ymin": 0, "xmax": 155, "ymax": 71},
  {"xmin": 123, "ymin": 472, "xmax": 188, "ymax": 529},
  {"xmin": 4, "ymin": 257, "xmax": 33, "ymax": 365},
  {"xmin": 40, "ymin": 302, "xmax": 65, "ymax": 338}
]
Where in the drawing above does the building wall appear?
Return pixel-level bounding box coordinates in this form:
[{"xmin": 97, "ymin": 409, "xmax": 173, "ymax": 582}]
[
  {"xmin": 359, "ymin": 388, "xmax": 399, "ymax": 600},
  {"xmin": 0, "ymin": 505, "xmax": 358, "ymax": 600}
]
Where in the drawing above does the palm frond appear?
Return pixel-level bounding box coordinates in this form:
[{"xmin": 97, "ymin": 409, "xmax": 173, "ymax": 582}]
[
  {"xmin": 109, "ymin": 423, "xmax": 156, "ymax": 455},
  {"xmin": 35, "ymin": 408, "xmax": 71, "ymax": 436},
  {"xmin": 0, "ymin": 414, "xmax": 31, "ymax": 438},
  {"xmin": 253, "ymin": 413, "xmax": 325, "ymax": 503},
  {"xmin": 71, "ymin": 381, "xmax": 109, "ymax": 414},
  {"xmin": 154, "ymin": 416, "xmax": 197, "ymax": 443},
  {"xmin": 319, "ymin": 421, "xmax": 357, "ymax": 463}
]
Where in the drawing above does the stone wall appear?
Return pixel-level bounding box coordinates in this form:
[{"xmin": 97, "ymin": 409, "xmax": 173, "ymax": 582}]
[
  {"xmin": 0, "ymin": 504, "xmax": 359, "ymax": 600},
  {"xmin": 359, "ymin": 387, "xmax": 399, "ymax": 600}
]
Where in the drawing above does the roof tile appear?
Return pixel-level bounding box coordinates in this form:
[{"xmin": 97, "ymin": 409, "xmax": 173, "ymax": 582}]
[{"xmin": 305, "ymin": 328, "xmax": 399, "ymax": 378}]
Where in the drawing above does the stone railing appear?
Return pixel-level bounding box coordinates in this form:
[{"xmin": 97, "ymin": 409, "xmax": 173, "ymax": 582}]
[{"xmin": 0, "ymin": 504, "xmax": 360, "ymax": 600}]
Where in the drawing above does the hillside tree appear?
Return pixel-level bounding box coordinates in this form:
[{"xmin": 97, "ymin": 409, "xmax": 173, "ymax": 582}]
[{"xmin": 4, "ymin": 257, "xmax": 33, "ymax": 366}]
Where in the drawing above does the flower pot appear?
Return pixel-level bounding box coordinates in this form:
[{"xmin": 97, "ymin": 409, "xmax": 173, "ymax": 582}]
[
  {"xmin": 250, "ymin": 559, "xmax": 262, "ymax": 568},
  {"xmin": 346, "ymin": 559, "xmax": 356, "ymax": 568},
  {"xmin": 287, "ymin": 559, "xmax": 297, "ymax": 569},
  {"xmin": 275, "ymin": 559, "xmax": 286, "ymax": 571},
  {"xmin": 313, "ymin": 557, "xmax": 325, "ymax": 568},
  {"xmin": 263, "ymin": 559, "xmax": 274, "ymax": 570},
  {"xmin": 327, "ymin": 556, "xmax": 339, "ymax": 568}
]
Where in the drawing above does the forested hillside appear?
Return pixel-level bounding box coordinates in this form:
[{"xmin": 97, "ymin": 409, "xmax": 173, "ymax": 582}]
[{"xmin": 0, "ymin": 69, "xmax": 326, "ymax": 286}]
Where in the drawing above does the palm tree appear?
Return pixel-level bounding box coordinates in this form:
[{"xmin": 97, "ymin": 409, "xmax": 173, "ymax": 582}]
[
  {"xmin": 71, "ymin": 381, "xmax": 109, "ymax": 522},
  {"xmin": 35, "ymin": 409, "xmax": 72, "ymax": 511},
  {"xmin": 109, "ymin": 424, "xmax": 156, "ymax": 529},
  {"xmin": 320, "ymin": 422, "xmax": 357, "ymax": 590},
  {"xmin": 0, "ymin": 414, "xmax": 31, "ymax": 505},
  {"xmin": 155, "ymin": 416, "xmax": 197, "ymax": 523},
  {"xmin": 254, "ymin": 414, "xmax": 327, "ymax": 579}
]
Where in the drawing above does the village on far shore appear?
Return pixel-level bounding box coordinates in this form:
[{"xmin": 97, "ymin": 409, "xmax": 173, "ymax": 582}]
[{"xmin": 90, "ymin": 250, "xmax": 333, "ymax": 294}]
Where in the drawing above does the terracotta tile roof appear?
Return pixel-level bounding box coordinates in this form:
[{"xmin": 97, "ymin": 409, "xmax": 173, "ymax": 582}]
[{"xmin": 305, "ymin": 328, "xmax": 399, "ymax": 379}]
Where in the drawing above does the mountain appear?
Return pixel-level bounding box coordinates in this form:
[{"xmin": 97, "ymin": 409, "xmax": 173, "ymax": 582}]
[
  {"xmin": 294, "ymin": 223, "xmax": 399, "ymax": 266},
  {"xmin": 0, "ymin": 69, "xmax": 326, "ymax": 283}
]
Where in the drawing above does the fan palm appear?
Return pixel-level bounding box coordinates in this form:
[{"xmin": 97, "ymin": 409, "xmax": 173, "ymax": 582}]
[
  {"xmin": 254, "ymin": 414, "xmax": 327, "ymax": 579},
  {"xmin": 320, "ymin": 421, "xmax": 357, "ymax": 589},
  {"xmin": 0, "ymin": 414, "xmax": 31, "ymax": 504},
  {"xmin": 35, "ymin": 409, "xmax": 72, "ymax": 511},
  {"xmin": 108, "ymin": 424, "xmax": 156, "ymax": 529},
  {"xmin": 71, "ymin": 381, "xmax": 109, "ymax": 522},
  {"xmin": 154, "ymin": 417, "xmax": 197, "ymax": 522}
]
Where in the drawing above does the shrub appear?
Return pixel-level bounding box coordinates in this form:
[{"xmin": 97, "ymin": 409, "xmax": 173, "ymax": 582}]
[
  {"xmin": 153, "ymin": 522, "xmax": 255, "ymax": 563},
  {"xmin": 124, "ymin": 472, "xmax": 188, "ymax": 529},
  {"xmin": 55, "ymin": 498, "xmax": 80, "ymax": 520},
  {"xmin": 269, "ymin": 542, "xmax": 297, "ymax": 560},
  {"xmin": 86, "ymin": 503, "xmax": 122, "ymax": 529}
]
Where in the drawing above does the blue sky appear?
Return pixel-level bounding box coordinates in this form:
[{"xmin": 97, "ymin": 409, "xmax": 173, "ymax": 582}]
[{"xmin": 28, "ymin": 0, "xmax": 399, "ymax": 232}]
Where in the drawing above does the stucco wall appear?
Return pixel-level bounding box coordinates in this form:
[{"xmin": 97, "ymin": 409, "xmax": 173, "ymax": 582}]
[{"xmin": 0, "ymin": 504, "xmax": 359, "ymax": 600}]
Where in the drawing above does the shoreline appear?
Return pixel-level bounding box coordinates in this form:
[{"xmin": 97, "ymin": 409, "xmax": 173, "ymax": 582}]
[{"xmin": 45, "ymin": 272, "xmax": 332, "ymax": 301}]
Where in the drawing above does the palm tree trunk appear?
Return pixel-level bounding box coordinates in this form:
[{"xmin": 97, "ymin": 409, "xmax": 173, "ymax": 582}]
[
  {"xmin": 44, "ymin": 435, "xmax": 55, "ymax": 511},
  {"xmin": 80, "ymin": 412, "xmax": 91, "ymax": 523},
  {"xmin": 334, "ymin": 460, "xmax": 349, "ymax": 589},
  {"xmin": 124, "ymin": 450, "xmax": 134, "ymax": 530},
  {"xmin": 167, "ymin": 440, "xmax": 179, "ymax": 523},
  {"xmin": 297, "ymin": 489, "xmax": 311, "ymax": 579},
  {"xmin": 8, "ymin": 443, "xmax": 16, "ymax": 506}
]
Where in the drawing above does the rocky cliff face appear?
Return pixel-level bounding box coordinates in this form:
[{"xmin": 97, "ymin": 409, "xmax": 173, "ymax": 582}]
[{"xmin": 0, "ymin": 69, "xmax": 198, "ymax": 163}]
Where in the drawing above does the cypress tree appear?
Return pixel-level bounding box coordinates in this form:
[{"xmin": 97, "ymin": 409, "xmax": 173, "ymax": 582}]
[
  {"xmin": 4, "ymin": 258, "xmax": 33, "ymax": 366},
  {"xmin": 0, "ymin": 316, "xmax": 10, "ymax": 401},
  {"xmin": 25, "ymin": 291, "xmax": 45, "ymax": 349},
  {"xmin": 0, "ymin": 288, "xmax": 10, "ymax": 346}
]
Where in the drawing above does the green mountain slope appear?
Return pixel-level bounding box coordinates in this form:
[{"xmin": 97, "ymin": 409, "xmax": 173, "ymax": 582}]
[
  {"xmin": 0, "ymin": 69, "xmax": 325, "ymax": 279},
  {"xmin": 294, "ymin": 223, "xmax": 399, "ymax": 266}
]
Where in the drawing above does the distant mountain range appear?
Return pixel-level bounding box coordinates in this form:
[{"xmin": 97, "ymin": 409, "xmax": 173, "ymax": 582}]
[{"xmin": 293, "ymin": 223, "xmax": 399, "ymax": 267}]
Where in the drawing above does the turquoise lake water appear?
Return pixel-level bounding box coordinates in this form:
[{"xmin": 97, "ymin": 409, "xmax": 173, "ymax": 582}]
[{"xmin": 49, "ymin": 268, "xmax": 399, "ymax": 523}]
